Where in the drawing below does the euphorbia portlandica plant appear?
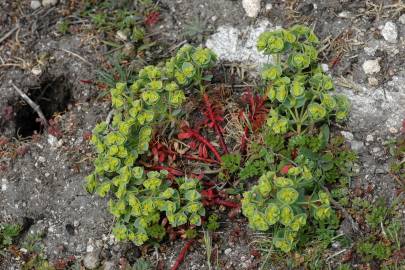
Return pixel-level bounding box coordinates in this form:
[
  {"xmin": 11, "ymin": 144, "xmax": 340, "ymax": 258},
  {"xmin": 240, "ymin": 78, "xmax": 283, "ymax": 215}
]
[
  {"xmin": 240, "ymin": 25, "xmax": 352, "ymax": 253},
  {"xmin": 258, "ymin": 25, "xmax": 350, "ymax": 134},
  {"xmin": 86, "ymin": 45, "xmax": 217, "ymax": 246},
  {"xmin": 241, "ymin": 167, "xmax": 332, "ymax": 252}
]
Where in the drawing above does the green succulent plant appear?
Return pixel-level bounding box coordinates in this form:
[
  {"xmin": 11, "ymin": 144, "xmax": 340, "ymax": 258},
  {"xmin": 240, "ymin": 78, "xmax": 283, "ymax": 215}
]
[
  {"xmin": 86, "ymin": 45, "xmax": 217, "ymax": 246},
  {"xmin": 239, "ymin": 26, "xmax": 354, "ymax": 254},
  {"xmin": 241, "ymin": 168, "xmax": 332, "ymax": 252},
  {"xmin": 258, "ymin": 25, "xmax": 350, "ymax": 135}
]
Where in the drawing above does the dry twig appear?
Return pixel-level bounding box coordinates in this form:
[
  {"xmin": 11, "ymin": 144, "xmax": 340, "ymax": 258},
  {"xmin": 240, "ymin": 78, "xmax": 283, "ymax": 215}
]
[
  {"xmin": 11, "ymin": 83, "xmax": 48, "ymax": 128},
  {"xmin": 0, "ymin": 24, "xmax": 20, "ymax": 45}
]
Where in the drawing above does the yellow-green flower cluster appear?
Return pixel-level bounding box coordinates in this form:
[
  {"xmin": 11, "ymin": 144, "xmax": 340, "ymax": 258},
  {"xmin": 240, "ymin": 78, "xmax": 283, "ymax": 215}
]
[
  {"xmin": 258, "ymin": 26, "xmax": 350, "ymax": 135},
  {"xmin": 241, "ymin": 167, "xmax": 332, "ymax": 252},
  {"xmin": 86, "ymin": 45, "xmax": 217, "ymax": 246}
]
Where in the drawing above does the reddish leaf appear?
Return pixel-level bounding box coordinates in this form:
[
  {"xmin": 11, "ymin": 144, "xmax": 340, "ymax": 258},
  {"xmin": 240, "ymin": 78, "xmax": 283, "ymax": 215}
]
[
  {"xmin": 202, "ymin": 94, "xmax": 228, "ymax": 154},
  {"xmin": 201, "ymin": 189, "xmax": 215, "ymax": 201},
  {"xmin": 280, "ymin": 165, "xmax": 293, "ymax": 175},
  {"xmin": 178, "ymin": 132, "xmax": 193, "ymax": 140},
  {"xmin": 145, "ymin": 11, "xmax": 160, "ymax": 26}
]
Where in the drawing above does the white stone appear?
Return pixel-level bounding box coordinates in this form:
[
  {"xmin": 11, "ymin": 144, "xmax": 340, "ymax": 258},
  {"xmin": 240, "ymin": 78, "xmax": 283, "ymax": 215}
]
[
  {"xmin": 389, "ymin": 127, "xmax": 398, "ymax": 134},
  {"xmin": 42, "ymin": 0, "xmax": 57, "ymax": 7},
  {"xmin": 47, "ymin": 135, "xmax": 59, "ymax": 148},
  {"xmin": 362, "ymin": 59, "xmax": 380, "ymax": 74},
  {"xmin": 366, "ymin": 134, "xmax": 374, "ymax": 142},
  {"xmin": 206, "ymin": 20, "xmax": 275, "ymax": 67},
  {"xmin": 265, "ymin": 3, "xmax": 272, "ymax": 11},
  {"xmin": 399, "ymin": 14, "xmax": 405, "ymax": 25},
  {"xmin": 116, "ymin": 30, "xmax": 127, "ymax": 41},
  {"xmin": 321, "ymin": 63, "xmax": 329, "ymax": 73},
  {"xmin": 1, "ymin": 178, "xmax": 7, "ymax": 191},
  {"xmin": 31, "ymin": 1, "xmax": 41, "ymax": 10},
  {"xmin": 242, "ymin": 0, "xmax": 261, "ymax": 18},
  {"xmin": 381, "ymin": 21, "xmax": 398, "ymax": 43},
  {"xmin": 31, "ymin": 66, "xmax": 42, "ymax": 76},
  {"xmin": 340, "ymin": 131, "xmax": 354, "ymax": 141},
  {"xmin": 338, "ymin": 11, "xmax": 353, "ymax": 18},
  {"xmin": 224, "ymin": 248, "xmax": 232, "ymax": 256},
  {"xmin": 368, "ymin": 77, "xmax": 378, "ymax": 86}
]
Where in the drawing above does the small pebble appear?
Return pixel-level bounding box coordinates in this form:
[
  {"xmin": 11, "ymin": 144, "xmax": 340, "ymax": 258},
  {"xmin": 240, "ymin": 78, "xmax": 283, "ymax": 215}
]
[
  {"xmin": 368, "ymin": 77, "xmax": 378, "ymax": 86},
  {"xmin": 389, "ymin": 127, "xmax": 398, "ymax": 134},
  {"xmin": 265, "ymin": 3, "xmax": 272, "ymax": 11},
  {"xmin": 42, "ymin": 0, "xmax": 58, "ymax": 7},
  {"xmin": 362, "ymin": 59, "xmax": 381, "ymax": 74},
  {"xmin": 1, "ymin": 178, "xmax": 7, "ymax": 191},
  {"xmin": 116, "ymin": 30, "xmax": 128, "ymax": 41},
  {"xmin": 224, "ymin": 248, "xmax": 232, "ymax": 256},
  {"xmin": 31, "ymin": 0, "xmax": 41, "ymax": 10},
  {"xmin": 366, "ymin": 134, "xmax": 374, "ymax": 142},
  {"xmin": 381, "ymin": 21, "xmax": 398, "ymax": 43},
  {"xmin": 242, "ymin": 0, "xmax": 261, "ymax": 18}
]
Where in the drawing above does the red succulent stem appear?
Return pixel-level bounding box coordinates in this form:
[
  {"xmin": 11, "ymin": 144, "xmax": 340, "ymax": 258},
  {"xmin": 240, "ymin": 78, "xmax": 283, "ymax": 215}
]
[
  {"xmin": 171, "ymin": 240, "xmax": 194, "ymax": 270},
  {"xmin": 213, "ymin": 199, "xmax": 240, "ymax": 208},
  {"xmin": 240, "ymin": 125, "xmax": 249, "ymax": 154},
  {"xmin": 185, "ymin": 128, "xmax": 222, "ymax": 162},
  {"xmin": 203, "ymin": 94, "xmax": 229, "ymax": 154}
]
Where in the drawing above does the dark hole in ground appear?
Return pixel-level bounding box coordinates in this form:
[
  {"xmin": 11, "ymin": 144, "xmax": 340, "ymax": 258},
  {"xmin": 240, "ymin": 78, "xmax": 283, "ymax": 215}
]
[{"xmin": 14, "ymin": 76, "xmax": 72, "ymax": 138}]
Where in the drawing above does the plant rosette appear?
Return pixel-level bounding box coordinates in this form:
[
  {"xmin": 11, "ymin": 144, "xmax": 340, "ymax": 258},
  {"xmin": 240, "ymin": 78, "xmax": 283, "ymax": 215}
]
[{"xmin": 241, "ymin": 169, "xmax": 332, "ymax": 252}]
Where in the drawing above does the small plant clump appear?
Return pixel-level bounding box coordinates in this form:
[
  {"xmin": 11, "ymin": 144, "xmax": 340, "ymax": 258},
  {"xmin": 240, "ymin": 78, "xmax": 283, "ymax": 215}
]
[
  {"xmin": 240, "ymin": 25, "xmax": 352, "ymax": 252},
  {"xmin": 86, "ymin": 45, "xmax": 216, "ymax": 245},
  {"xmin": 87, "ymin": 25, "xmax": 356, "ymax": 260},
  {"xmin": 0, "ymin": 223, "xmax": 21, "ymax": 250}
]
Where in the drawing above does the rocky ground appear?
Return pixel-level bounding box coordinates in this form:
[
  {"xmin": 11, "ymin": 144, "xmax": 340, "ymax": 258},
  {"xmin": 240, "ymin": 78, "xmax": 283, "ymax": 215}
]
[{"xmin": 0, "ymin": 0, "xmax": 404, "ymax": 269}]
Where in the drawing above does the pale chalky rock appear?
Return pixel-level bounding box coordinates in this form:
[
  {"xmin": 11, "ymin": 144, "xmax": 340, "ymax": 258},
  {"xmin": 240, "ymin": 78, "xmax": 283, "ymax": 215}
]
[
  {"xmin": 381, "ymin": 21, "xmax": 398, "ymax": 43},
  {"xmin": 206, "ymin": 20, "xmax": 276, "ymax": 66},
  {"xmin": 362, "ymin": 59, "xmax": 381, "ymax": 74},
  {"xmin": 42, "ymin": 0, "xmax": 58, "ymax": 7},
  {"xmin": 31, "ymin": 0, "xmax": 41, "ymax": 9},
  {"xmin": 242, "ymin": 0, "xmax": 261, "ymax": 18}
]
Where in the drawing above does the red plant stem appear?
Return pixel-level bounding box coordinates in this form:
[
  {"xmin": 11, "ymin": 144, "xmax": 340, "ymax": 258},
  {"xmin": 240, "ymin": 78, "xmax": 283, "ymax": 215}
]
[
  {"xmin": 171, "ymin": 240, "xmax": 194, "ymax": 270},
  {"xmin": 240, "ymin": 126, "xmax": 249, "ymax": 154},
  {"xmin": 187, "ymin": 129, "xmax": 222, "ymax": 162},
  {"xmin": 203, "ymin": 94, "xmax": 229, "ymax": 154},
  {"xmin": 213, "ymin": 198, "xmax": 240, "ymax": 208}
]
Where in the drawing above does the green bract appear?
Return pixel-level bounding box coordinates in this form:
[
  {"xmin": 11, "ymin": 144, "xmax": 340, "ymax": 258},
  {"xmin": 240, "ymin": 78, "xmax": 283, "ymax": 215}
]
[
  {"xmin": 241, "ymin": 165, "xmax": 333, "ymax": 252},
  {"xmin": 86, "ymin": 45, "xmax": 217, "ymax": 246},
  {"xmin": 257, "ymin": 26, "xmax": 350, "ymax": 134},
  {"xmin": 240, "ymin": 26, "xmax": 349, "ymax": 253}
]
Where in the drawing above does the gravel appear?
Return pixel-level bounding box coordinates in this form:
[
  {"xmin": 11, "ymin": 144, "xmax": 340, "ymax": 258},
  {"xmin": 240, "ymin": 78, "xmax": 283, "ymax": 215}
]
[{"xmin": 381, "ymin": 21, "xmax": 398, "ymax": 43}]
